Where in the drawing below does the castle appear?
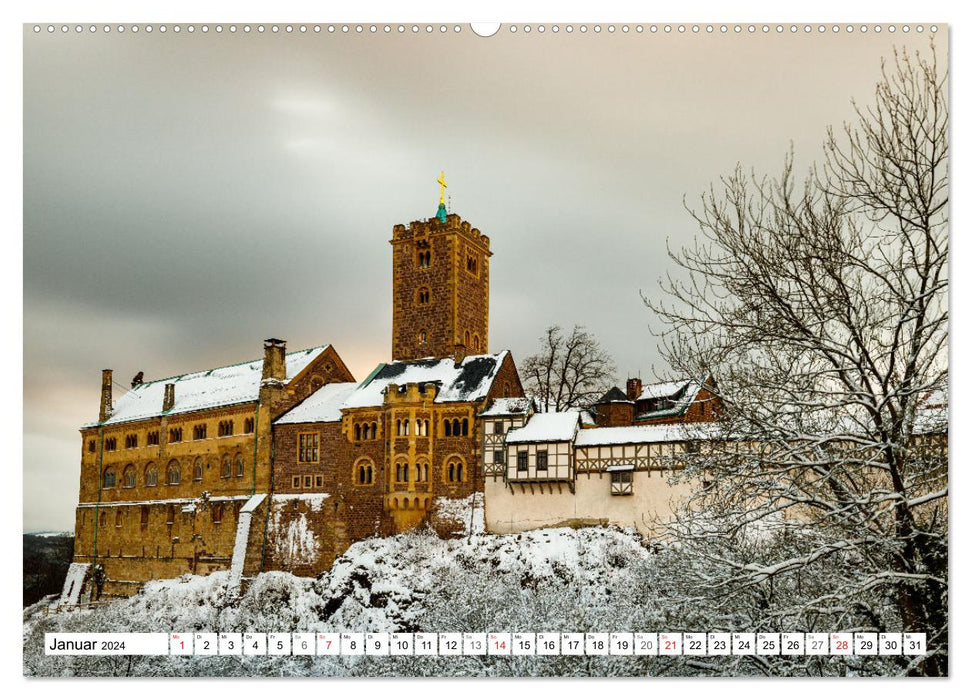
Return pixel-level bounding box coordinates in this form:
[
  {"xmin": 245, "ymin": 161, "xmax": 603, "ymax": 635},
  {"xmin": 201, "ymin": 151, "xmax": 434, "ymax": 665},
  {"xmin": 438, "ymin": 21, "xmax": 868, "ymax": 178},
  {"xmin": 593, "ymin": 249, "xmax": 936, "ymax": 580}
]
[{"xmin": 65, "ymin": 188, "xmax": 721, "ymax": 602}]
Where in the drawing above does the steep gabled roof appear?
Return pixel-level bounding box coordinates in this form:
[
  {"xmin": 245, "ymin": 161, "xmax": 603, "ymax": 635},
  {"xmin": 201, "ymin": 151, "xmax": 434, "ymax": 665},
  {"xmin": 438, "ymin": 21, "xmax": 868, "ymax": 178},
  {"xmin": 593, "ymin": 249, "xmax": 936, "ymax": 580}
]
[
  {"xmin": 637, "ymin": 379, "xmax": 699, "ymax": 402},
  {"xmin": 341, "ymin": 351, "xmax": 510, "ymax": 410},
  {"xmin": 84, "ymin": 345, "xmax": 331, "ymax": 428},
  {"xmin": 635, "ymin": 379, "xmax": 704, "ymax": 420},
  {"xmin": 597, "ymin": 386, "xmax": 633, "ymax": 404},
  {"xmin": 274, "ymin": 382, "xmax": 359, "ymax": 425}
]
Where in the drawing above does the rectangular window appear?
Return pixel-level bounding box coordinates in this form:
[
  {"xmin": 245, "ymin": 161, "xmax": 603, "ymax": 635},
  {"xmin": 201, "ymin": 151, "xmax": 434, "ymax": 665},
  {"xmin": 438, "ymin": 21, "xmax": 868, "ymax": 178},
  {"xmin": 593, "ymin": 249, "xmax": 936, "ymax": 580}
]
[
  {"xmin": 87, "ymin": 440, "xmax": 96, "ymax": 453},
  {"xmin": 493, "ymin": 421, "xmax": 505, "ymax": 435},
  {"xmin": 298, "ymin": 433, "xmax": 320, "ymax": 463},
  {"xmin": 494, "ymin": 450, "xmax": 505, "ymax": 465},
  {"xmin": 147, "ymin": 431, "xmax": 159, "ymax": 446},
  {"xmin": 193, "ymin": 424, "xmax": 207, "ymax": 440},
  {"xmin": 517, "ymin": 451, "xmax": 528, "ymax": 471},
  {"xmin": 610, "ymin": 471, "xmax": 633, "ymax": 496},
  {"xmin": 315, "ymin": 475, "xmax": 323, "ymax": 488},
  {"xmin": 140, "ymin": 506, "xmax": 149, "ymax": 526},
  {"xmin": 537, "ymin": 450, "xmax": 548, "ymax": 471},
  {"xmin": 169, "ymin": 428, "xmax": 182, "ymax": 443},
  {"xmin": 244, "ymin": 417, "xmax": 255, "ymax": 434},
  {"xmin": 291, "ymin": 476, "xmax": 300, "ymax": 489},
  {"xmin": 303, "ymin": 475, "xmax": 312, "ymax": 488}
]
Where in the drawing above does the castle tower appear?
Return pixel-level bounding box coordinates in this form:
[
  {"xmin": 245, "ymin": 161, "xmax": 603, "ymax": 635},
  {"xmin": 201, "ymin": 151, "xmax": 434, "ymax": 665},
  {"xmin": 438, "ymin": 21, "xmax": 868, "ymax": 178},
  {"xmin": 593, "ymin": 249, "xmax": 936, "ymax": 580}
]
[{"xmin": 390, "ymin": 182, "xmax": 491, "ymax": 361}]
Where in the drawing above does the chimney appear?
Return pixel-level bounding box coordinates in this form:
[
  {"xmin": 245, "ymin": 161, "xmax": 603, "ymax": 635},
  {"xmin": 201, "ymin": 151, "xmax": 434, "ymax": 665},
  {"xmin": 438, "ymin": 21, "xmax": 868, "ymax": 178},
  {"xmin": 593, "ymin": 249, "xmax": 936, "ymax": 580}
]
[
  {"xmin": 626, "ymin": 377, "xmax": 643, "ymax": 402},
  {"xmin": 99, "ymin": 369, "xmax": 113, "ymax": 423},
  {"xmin": 131, "ymin": 371, "xmax": 144, "ymax": 388},
  {"xmin": 454, "ymin": 343, "xmax": 467, "ymax": 367},
  {"xmin": 163, "ymin": 383, "xmax": 176, "ymax": 412},
  {"xmin": 262, "ymin": 338, "xmax": 287, "ymax": 382}
]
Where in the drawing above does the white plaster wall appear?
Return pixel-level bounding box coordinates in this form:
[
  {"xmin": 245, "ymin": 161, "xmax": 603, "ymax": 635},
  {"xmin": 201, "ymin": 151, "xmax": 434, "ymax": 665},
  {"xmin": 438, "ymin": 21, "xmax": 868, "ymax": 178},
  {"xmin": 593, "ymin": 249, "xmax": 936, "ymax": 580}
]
[{"xmin": 484, "ymin": 470, "xmax": 698, "ymax": 537}]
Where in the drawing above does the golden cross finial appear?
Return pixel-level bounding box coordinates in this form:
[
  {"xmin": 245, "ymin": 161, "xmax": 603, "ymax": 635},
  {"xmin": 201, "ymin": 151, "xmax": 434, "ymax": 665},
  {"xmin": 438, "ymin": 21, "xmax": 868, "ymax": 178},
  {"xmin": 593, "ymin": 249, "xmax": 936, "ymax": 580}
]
[{"xmin": 437, "ymin": 171, "xmax": 448, "ymax": 205}]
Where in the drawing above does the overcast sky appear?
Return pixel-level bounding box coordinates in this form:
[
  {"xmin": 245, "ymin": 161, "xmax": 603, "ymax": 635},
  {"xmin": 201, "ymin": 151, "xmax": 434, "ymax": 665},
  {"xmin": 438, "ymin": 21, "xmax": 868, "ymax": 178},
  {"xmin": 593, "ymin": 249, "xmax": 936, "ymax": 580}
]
[{"xmin": 22, "ymin": 24, "xmax": 944, "ymax": 531}]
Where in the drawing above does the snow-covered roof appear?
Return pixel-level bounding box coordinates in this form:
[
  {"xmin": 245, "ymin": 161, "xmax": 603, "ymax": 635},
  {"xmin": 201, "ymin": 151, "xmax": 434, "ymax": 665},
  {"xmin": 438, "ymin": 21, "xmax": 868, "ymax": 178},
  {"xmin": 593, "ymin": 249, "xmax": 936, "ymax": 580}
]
[
  {"xmin": 635, "ymin": 379, "xmax": 704, "ymax": 419},
  {"xmin": 505, "ymin": 412, "xmax": 581, "ymax": 444},
  {"xmin": 479, "ymin": 396, "xmax": 533, "ymax": 417},
  {"xmin": 639, "ymin": 379, "xmax": 705, "ymax": 402},
  {"xmin": 84, "ymin": 345, "xmax": 330, "ymax": 428},
  {"xmin": 342, "ymin": 351, "xmax": 509, "ymax": 409},
  {"xmin": 597, "ymin": 386, "xmax": 633, "ymax": 404},
  {"xmin": 575, "ymin": 422, "xmax": 720, "ymax": 447},
  {"xmin": 275, "ymin": 382, "xmax": 359, "ymax": 425}
]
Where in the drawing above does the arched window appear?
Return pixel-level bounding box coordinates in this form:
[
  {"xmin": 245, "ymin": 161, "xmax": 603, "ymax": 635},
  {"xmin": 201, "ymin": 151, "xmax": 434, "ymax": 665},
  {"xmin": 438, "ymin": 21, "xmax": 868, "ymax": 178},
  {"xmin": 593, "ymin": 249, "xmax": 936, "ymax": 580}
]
[
  {"xmin": 122, "ymin": 464, "xmax": 136, "ymax": 488},
  {"xmin": 166, "ymin": 505, "xmax": 176, "ymax": 524},
  {"xmin": 418, "ymin": 330, "xmax": 427, "ymax": 345},
  {"xmin": 416, "ymin": 461, "xmax": 429, "ymax": 482},
  {"xmin": 99, "ymin": 511, "xmax": 106, "ymax": 527},
  {"xmin": 396, "ymin": 419, "xmax": 402, "ymax": 436},
  {"xmin": 221, "ymin": 455, "xmax": 232, "ymax": 479},
  {"xmin": 464, "ymin": 330, "xmax": 471, "ymax": 346},
  {"xmin": 212, "ymin": 503, "xmax": 224, "ymax": 524},
  {"xmin": 105, "ymin": 437, "xmax": 117, "ymax": 451},
  {"xmin": 193, "ymin": 457, "xmax": 204, "ymax": 481},
  {"xmin": 403, "ymin": 419, "xmax": 409, "ymax": 436},
  {"xmin": 446, "ymin": 458, "xmax": 465, "ymax": 483},
  {"xmin": 417, "ymin": 287, "xmax": 431, "ymax": 305},
  {"xmin": 462, "ymin": 418, "xmax": 469, "ymax": 436},
  {"xmin": 444, "ymin": 419, "xmax": 451, "ymax": 437},
  {"xmin": 145, "ymin": 462, "xmax": 158, "ymax": 487},
  {"xmin": 235, "ymin": 454, "xmax": 245, "ymax": 477},
  {"xmin": 244, "ymin": 417, "xmax": 255, "ymax": 434},
  {"xmin": 115, "ymin": 510, "xmax": 122, "ymax": 528},
  {"xmin": 355, "ymin": 459, "xmax": 375, "ymax": 485},
  {"xmin": 166, "ymin": 460, "xmax": 181, "ymax": 485},
  {"xmin": 371, "ymin": 422, "xmax": 378, "ymax": 438},
  {"xmin": 355, "ymin": 424, "xmax": 361, "ymax": 441},
  {"xmin": 103, "ymin": 466, "xmax": 116, "ymax": 488},
  {"xmin": 472, "ymin": 335, "xmax": 480, "ymax": 352},
  {"xmin": 452, "ymin": 419, "xmax": 461, "ymax": 436},
  {"xmin": 140, "ymin": 505, "xmax": 149, "ymax": 526}
]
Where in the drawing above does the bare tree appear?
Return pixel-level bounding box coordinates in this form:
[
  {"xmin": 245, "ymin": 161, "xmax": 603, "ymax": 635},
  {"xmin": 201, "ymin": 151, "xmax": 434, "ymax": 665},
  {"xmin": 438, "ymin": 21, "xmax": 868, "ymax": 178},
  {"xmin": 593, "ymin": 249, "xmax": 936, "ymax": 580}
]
[
  {"xmin": 521, "ymin": 325, "xmax": 616, "ymax": 412},
  {"xmin": 649, "ymin": 46, "xmax": 947, "ymax": 675}
]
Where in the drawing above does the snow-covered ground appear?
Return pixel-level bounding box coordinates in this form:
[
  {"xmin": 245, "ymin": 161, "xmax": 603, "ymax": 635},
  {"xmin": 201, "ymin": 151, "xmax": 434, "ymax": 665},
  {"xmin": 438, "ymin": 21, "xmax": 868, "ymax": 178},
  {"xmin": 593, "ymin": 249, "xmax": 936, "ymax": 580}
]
[
  {"xmin": 25, "ymin": 526, "xmax": 666, "ymax": 676},
  {"xmin": 24, "ymin": 524, "xmax": 908, "ymax": 677}
]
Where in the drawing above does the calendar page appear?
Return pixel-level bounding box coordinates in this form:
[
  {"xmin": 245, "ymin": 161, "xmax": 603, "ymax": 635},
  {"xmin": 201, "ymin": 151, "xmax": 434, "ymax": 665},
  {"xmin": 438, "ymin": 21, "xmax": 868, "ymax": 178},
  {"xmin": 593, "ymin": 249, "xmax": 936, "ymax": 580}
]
[{"xmin": 20, "ymin": 3, "xmax": 949, "ymax": 682}]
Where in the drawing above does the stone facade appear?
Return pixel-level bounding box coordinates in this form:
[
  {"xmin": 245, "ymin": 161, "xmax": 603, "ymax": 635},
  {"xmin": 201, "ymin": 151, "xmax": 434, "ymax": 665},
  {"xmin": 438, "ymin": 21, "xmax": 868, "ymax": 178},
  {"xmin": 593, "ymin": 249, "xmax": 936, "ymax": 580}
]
[
  {"xmin": 268, "ymin": 351, "xmax": 526, "ymax": 575},
  {"xmin": 72, "ymin": 343, "xmax": 354, "ymax": 597},
  {"xmin": 391, "ymin": 213, "xmax": 491, "ymax": 361}
]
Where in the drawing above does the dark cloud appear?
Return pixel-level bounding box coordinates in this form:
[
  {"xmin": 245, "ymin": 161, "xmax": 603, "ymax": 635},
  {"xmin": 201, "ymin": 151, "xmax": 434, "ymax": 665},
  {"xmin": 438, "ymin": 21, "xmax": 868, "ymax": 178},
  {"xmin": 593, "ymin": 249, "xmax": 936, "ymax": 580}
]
[{"xmin": 22, "ymin": 26, "xmax": 942, "ymax": 531}]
